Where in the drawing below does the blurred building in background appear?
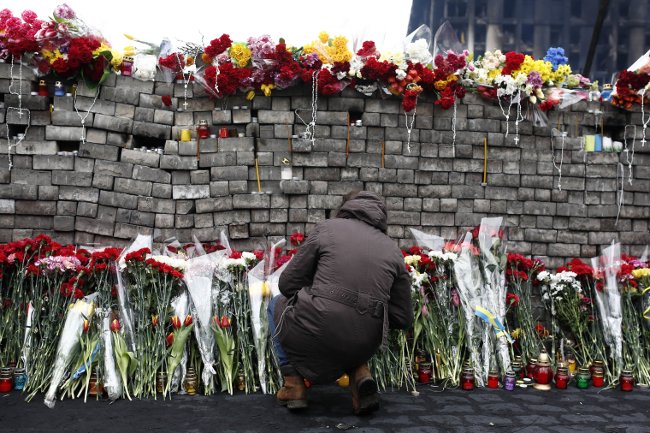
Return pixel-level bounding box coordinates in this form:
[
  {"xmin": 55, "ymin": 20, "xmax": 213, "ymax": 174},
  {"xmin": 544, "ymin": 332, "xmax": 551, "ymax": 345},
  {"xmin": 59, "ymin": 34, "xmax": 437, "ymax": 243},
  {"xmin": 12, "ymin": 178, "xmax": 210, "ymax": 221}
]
[{"xmin": 408, "ymin": 0, "xmax": 649, "ymax": 83}]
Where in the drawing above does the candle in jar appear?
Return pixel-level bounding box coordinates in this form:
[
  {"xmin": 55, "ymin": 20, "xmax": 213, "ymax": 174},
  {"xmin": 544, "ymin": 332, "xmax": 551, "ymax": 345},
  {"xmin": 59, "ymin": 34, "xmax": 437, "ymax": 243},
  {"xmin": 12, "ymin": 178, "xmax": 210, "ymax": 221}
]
[
  {"xmin": 504, "ymin": 371, "xmax": 517, "ymax": 391},
  {"xmin": 487, "ymin": 371, "xmax": 499, "ymax": 389},
  {"xmin": 554, "ymin": 367, "xmax": 569, "ymax": 389},
  {"xmin": 619, "ymin": 370, "xmax": 634, "ymax": 391}
]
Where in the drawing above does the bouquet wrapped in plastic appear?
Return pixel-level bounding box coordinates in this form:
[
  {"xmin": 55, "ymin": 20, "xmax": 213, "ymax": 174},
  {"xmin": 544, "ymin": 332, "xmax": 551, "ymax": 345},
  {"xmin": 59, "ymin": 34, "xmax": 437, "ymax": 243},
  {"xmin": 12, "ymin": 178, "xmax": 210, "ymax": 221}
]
[
  {"xmin": 247, "ymin": 241, "xmax": 287, "ymax": 394},
  {"xmin": 44, "ymin": 296, "xmax": 97, "ymax": 408}
]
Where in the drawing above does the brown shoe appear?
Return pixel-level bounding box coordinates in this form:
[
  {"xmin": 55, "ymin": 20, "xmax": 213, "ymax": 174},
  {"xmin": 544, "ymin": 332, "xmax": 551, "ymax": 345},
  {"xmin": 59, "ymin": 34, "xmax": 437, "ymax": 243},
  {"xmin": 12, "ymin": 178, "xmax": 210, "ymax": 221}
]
[
  {"xmin": 276, "ymin": 374, "xmax": 308, "ymax": 410},
  {"xmin": 350, "ymin": 363, "xmax": 380, "ymax": 415}
]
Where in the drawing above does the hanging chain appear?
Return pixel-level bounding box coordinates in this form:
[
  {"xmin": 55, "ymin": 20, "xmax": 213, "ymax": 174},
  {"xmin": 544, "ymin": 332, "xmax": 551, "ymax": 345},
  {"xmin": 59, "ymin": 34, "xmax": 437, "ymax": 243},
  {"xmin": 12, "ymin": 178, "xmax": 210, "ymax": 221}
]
[{"xmin": 73, "ymin": 84, "xmax": 100, "ymax": 144}]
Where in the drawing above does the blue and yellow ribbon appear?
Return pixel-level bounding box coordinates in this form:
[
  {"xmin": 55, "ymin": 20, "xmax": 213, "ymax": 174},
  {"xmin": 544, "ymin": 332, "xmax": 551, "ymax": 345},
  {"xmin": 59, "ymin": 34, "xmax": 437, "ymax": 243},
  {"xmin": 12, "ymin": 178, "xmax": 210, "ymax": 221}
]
[
  {"xmin": 642, "ymin": 287, "xmax": 650, "ymax": 323},
  {"xmin": 474, "ymin": 306, "xmax": 513, "ymax": 343}
]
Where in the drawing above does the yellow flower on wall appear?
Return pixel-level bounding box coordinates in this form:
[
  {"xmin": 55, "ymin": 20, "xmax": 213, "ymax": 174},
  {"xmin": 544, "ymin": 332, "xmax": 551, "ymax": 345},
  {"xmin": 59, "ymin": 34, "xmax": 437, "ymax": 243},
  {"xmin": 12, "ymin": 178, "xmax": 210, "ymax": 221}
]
[{"xmin": 230, "ymin": 43, "xmax": 251, "ymax": 68}]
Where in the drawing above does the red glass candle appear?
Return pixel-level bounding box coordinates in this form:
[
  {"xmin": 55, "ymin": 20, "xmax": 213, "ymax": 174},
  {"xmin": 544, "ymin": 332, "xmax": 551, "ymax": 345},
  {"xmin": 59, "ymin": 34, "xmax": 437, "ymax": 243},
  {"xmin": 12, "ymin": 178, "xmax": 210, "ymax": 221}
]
[
  {"xmin": 592, "ymin": 372, "xmax": 604, "ymax": 388},
  {"xmin": 461, "ymin": 368, "xmax": 475, "ymax": 390},
  {"xmin": 418, "ymin": 362, "xmax": 432, "ymax": 384},
  {"xmin": 38, "ymin": 80, "xmax": 48, "ymax": 97},
  {"xmin": 620, "ymin": 370, "xmax": 633, "ymax": 391},
  {"xmin": 555, "ymin": 367, "xmax": 569, "ymax": 389},
  {"xmin": 121, "ymin": 56, "xmax": 133, "ymax": 77},
  {"xmin": 0, "ymin": 368, "xmax": 12, "ymax": 393},
  {"xmin": 218, "ymin": 127, "xmax": 229, "ymax": 138},
  {"xmin": 197, "ymin": 120, "xmax": 210, "ymax": 139},
  {"xmin": 487, "ymin": 371, "xmax": 499, "ymax": 389}
]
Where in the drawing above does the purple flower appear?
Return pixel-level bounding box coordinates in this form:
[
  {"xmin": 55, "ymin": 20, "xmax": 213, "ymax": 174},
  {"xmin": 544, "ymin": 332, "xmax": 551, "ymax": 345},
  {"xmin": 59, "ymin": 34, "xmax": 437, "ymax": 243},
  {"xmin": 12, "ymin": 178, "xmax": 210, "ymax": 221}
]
[
  {"xmin": 54, "ymin": 3, "xmax": 75, "ymax": 20},
  {"xmin": 421, "ymin": 304, "xmax": 429, "ymax": 316},
  {"xmin": 247, "ymin": 35, "xmax": 275, "ymax": 59},
  {"xmin": 302, "ymin": 52, "xmax": 320, "ymax": 68},
  {"xmin": 527, "ymin": 71, "xmax": 543, "ymax": 89}
]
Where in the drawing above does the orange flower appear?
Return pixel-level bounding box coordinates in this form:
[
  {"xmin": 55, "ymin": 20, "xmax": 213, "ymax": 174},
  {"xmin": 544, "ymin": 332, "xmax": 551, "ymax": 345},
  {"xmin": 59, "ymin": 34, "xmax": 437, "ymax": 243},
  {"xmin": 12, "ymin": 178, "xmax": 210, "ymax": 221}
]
[
  {"xmin": 151, "ymin": 315, "xmax": 159, "ymax": 328},
  {"xmin": 110, "ymin": 319, "xmax": 121, "ymax": 332},
  {"xmin": 166, "ymin": 332, "xmax": 174, "ymax": 347},
  {"xmin": 183, "ymin": 315, "xmax": 193, "ymax": 327},
  {"xmin": 83, "ymin": 319, "xmax": 90, "ymax": 333},
  {"xmin": 171, "ymin": 315, "xmax": 181, "ymax": 329}
]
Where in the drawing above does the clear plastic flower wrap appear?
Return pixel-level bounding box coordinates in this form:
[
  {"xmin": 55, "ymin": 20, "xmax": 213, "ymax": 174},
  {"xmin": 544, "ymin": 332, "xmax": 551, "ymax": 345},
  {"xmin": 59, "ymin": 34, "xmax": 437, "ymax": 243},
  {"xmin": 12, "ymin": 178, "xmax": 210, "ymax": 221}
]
[
  {"xmin": 184, "ymin": 254, "xmax": 219, "ymax": 394},
  {"xmin": 21, "ymin": 302, "xmax": 34, "ymax": 374},
  {"xmin": 169, "ymin": 292, "xmax": 190, "ymax": 394},
  {"xmin": 432, "ymin": 21, "xmax": 464, "ymax": 60},
  {"xmin": 476, "ymin": 217, "xmax": 511, "ymax": 379},
  {"xmin": 452, "ymin": 231, "xmax": 485, "ymax": 386},
  {"xmin": 247, "ymin": 242, "xmax": 287, "ymax": 394},
  {"xmin": 44, "ymin": 295, "xmax": 97, "ymax": 408},
  {"xmin": 409, "ymin": 227, "xmax": 445, "ymax": 251},
  {"xmin": 591, "ymin": 242, "xmax": 623, "ymax": 375},
  {"xmin": 116, "ymin": 234, "xmax": 152, "ymax": 353},
  {"xmin": 101, "ymin": 310, "xmax": 122, "ymax": 400},
  {"xmin": 403, "ymin": 24, "xmax": 432, "ymax": 65}
]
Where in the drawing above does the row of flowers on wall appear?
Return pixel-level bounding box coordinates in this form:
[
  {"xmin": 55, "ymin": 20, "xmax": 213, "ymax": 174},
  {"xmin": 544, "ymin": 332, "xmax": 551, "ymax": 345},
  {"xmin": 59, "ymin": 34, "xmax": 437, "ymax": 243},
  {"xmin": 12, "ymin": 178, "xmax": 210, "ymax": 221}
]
[
  {"xmin": 2, "ymin": 5, "xmax": 649, "ymax": 114},
  {"xmin": 1, "ymin": 224, "xmax": 649, "ymax": 403}
]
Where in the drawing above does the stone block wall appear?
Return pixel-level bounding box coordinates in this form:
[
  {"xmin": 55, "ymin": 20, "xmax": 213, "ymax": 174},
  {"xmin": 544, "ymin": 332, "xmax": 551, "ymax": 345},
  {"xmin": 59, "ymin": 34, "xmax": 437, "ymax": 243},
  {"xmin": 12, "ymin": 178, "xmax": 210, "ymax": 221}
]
[{"xmin": 1, "ymin": 63, "xmax": 649, "ymax": 267}]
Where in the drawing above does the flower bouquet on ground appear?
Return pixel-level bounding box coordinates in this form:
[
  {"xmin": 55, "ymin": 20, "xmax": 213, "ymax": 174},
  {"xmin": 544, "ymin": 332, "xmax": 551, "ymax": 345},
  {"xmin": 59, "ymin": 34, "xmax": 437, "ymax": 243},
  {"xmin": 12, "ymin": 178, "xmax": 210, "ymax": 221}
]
[
  {"xmin": 165, "ymin": 312, "xmax": 194, "ymax": 396},
  {"xmin": 24, "ymin": 247, "xmax": 90, "ymax": 400},
  {"xmin": 184, "ymin": 253, "xmax": 221, "ymax": 395},
  {"xmin": 591, "ymin": 242, "xmax": 623, "ymax": 384},
  {"xmin": 505, "ymin": 253, "xmax": 546, "ymax": 363},
  {"xmin": 111, "ymin": 318, "xmax": 135, "ymax": 400},
  {"xmin": 620, "ymin": 255, "xmax": 650, "ymax": 385},
  {"xmin": 214, "ymin": 249, "xmax": 259, "ymax": 393},
  {"xmin": 247, "ymin": 240, "xmax": 287, "ymax": 395},
  {"xmin": 44, "ymin": 296, "xmax": 97, "ymax": 408},
  {"xmin": 452, "ymin": 231, "xmax": 485, "ymax": 386}
]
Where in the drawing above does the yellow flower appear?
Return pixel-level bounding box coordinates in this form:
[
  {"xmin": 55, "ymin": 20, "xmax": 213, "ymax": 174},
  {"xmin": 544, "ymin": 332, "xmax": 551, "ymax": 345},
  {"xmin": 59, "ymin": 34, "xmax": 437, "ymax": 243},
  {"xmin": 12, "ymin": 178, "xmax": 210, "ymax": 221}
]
[
  {"xmin": 261, "ymin": 83, "xmax": 275, "ymax": 97},
  {"xmin": 110, "ymin": 50, "xmax": 123, "ymax": 71},
  {"xmin": 123, "ymin": 45, "xmax": 136, "ymax": 57},
  {"xmin": 318, "ymin": 31, "xmax": 329, "ymax": 44},
  {"xmin": 229, "ymin": 43, "xmax": 251, "ymax": 68},
  {"xmin": 123, "ymin": 33, "xmax": 135, "ymax": 40},
  {"xmin": 434, "ymin": 80, "xmax": 448, "ymax": 91},
  {"xmin": 328, "ymin": 36, "xmax": 352, "ymax": 63},
  {"xmin": 488, "ymin": 68, "xmax": 502, "ymax": 80},
  {"xmin": 632, "ymin": 268, "xmax": 650, "ymax": 279},
  {"xmin": 551, "ymin": 64, "xmax": 572, "ymax": 84},
  {"xmin": 46, "ymin": 49, "xmax": 64, "ymax": 64},
  {"xmin": 511, "ymin": 328, "xmax": 522, "ymax": 339},
  {"xmin": 246, "ymin": 90, "xmax": 256, "ymax": 100}
]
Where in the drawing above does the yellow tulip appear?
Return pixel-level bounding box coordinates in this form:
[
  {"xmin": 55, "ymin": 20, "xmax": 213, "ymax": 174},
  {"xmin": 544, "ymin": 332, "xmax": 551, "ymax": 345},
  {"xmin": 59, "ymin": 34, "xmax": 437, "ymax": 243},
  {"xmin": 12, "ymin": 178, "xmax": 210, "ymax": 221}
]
[{"xmin": 337, "ymin": 374, "xmax": 350, "ymax": 387}]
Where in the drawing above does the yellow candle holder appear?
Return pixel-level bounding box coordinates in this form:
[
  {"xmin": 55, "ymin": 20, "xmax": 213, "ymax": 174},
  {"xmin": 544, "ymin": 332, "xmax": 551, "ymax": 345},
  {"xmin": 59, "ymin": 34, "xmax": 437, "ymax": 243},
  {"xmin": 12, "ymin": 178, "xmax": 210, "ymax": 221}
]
[{"xmin": 180, "ymin": 129, "xmax": 191, "ymax": 142}]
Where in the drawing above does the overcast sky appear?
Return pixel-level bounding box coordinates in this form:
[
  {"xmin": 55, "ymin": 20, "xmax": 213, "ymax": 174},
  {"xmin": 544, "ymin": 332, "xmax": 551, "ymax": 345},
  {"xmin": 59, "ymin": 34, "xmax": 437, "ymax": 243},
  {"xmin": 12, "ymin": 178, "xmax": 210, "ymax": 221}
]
[{"xmin": 3, "ymin": 0, "xmax": 413, "ymax": 53}]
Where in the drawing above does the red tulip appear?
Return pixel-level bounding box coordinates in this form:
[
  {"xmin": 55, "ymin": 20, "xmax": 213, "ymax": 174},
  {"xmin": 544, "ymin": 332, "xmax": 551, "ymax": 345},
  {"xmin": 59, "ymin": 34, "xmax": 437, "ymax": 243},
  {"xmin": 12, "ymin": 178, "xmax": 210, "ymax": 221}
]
[
  {"xmin": 166, "ymin": 332, "xmax": 174, "ymax": 347},
  {"xmin": 219, "ymin": 315, "xmax": 231, "ymax": 329},
  {"xmin": 83, "ymin": 319, "xmax": 90, "ymax": 333},
  {"xmin": 151, "ymin": 315, "xmax": 159, "ymax": 328},
  {"xmin": 184, "ymin": 315, "xmax": 193, "ymax": 327},
  {"xmin": 171, "ymin": 315, "xmax": 181, "ymax": 329},
  {"xmin": 110, "ymin": 319, "xmax": 121, "ymax": 332}
]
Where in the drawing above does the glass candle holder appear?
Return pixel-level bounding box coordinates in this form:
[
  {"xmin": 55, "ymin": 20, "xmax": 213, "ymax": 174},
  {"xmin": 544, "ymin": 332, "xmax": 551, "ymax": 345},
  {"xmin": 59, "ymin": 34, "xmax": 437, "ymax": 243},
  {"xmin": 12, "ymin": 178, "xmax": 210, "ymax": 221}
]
[
  {"xmin": 121, "ymin": 56, "xmax": 134, "ymax": 77},
  {"xmin": 620, "ymin": 370, "xmax": 634, "ymax": 392},
  {"xmin": 576, "ymin": 367, "xmax": 590, "ymax": 389},
  {"xmin": 554, "ymin": 366, "xmax": 569, "ymax": 389},
  {"xmin": 156, "ymin": 372, "xmax": 167, "ymax": 394},
  {"xmin": 592, "ymin": 371, "xmax": 604, "ymax": 388},
  {"xmin": 418, "ymin": 362, "xmax": 432, "ymax": 384},
  {"xmin": 197, "ymin": 119, "xmax": 210, "ymax": 139},
  {"xmin": 38, "ymin": 80, "xmax": 48, "ymax": 97},
  {"xmin": 184, "ymin": 367, "xmax": 198, "ymax": 395},
  {"xmin": 504, "ymin": 370, "xmax": 517, "ymax": 391},
  {"xmin": 590, "ymin": 360, "xmax": 605, "ymax": 376},
  {"xmin": 0, "ymin": 368, "xmax": 12, "ymax": 393},
  {"xmin": 533, "ymin": 354, "xmax": 553, "ymax": 391},
  {"xmin": 461, "ymin": 367, "xmax": 475, "ymax": 391},
  {"xmin": 487, "ymin": 370, "xmax": 499, "ymax": 389},
  {"xmin": 54, "ymin": 81, "xmax": 65, "ymax": 97}
]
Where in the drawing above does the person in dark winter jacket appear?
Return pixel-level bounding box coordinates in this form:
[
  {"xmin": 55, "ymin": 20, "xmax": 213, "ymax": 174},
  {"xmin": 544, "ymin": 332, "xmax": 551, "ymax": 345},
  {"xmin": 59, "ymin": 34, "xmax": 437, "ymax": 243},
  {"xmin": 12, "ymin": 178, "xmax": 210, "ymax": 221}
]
[{"xmin": 269, "ymin": 191, "xmax": 413, "ymax": 415}]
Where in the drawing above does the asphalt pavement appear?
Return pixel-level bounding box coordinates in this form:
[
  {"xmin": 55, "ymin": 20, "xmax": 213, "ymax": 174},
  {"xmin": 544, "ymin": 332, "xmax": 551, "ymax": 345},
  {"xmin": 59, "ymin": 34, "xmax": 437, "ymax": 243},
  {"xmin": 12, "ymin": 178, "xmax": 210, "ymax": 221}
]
[{"xmin": 1, "ymin": 383, "xmax": 649, "ymax": 433}]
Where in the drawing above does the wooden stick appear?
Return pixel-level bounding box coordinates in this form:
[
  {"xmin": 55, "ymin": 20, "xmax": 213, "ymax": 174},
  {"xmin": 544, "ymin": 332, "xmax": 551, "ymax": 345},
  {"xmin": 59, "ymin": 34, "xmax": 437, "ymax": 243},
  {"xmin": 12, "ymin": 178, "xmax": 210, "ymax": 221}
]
[{"xmin": 255, "ymin": 159, "xmax": 261, "ymax": 193}]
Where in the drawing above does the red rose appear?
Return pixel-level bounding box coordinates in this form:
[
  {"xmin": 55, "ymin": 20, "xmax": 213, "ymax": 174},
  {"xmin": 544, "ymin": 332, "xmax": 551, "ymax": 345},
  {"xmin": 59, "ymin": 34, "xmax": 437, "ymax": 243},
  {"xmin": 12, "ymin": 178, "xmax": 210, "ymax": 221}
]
[
  {"xmin": 161, "ymin": 95, "xmax": 172, "ymax": 107},
  {"xmin": 290, "ymin": 232, "xmax": 305, "ymax": 246}
]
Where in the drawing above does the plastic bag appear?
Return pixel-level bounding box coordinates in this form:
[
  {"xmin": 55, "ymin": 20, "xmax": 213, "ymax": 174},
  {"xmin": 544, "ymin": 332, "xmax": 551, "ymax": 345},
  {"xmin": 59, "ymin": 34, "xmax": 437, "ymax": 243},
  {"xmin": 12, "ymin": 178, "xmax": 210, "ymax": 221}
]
[
  {"xmin": 169, "ymin": 292, "xmax": 190, "ymax": 393},
  {"xmin": 403, "ymin": 24, "xmax": 433, "ymax": 65}
]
